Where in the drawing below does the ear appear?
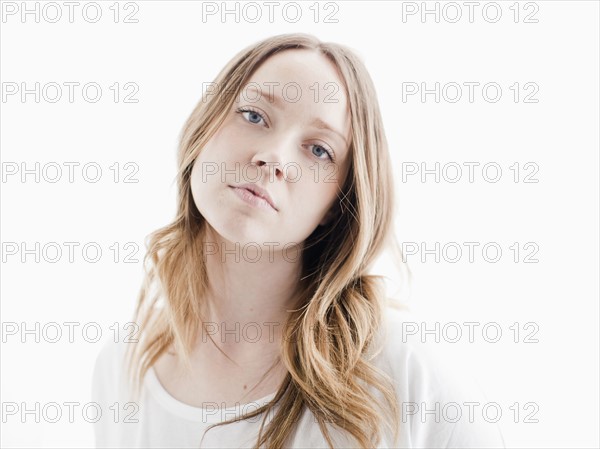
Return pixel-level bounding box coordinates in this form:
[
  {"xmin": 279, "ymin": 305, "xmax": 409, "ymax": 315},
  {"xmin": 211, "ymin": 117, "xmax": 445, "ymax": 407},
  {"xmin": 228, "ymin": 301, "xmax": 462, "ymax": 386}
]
[{"xmin": 319, "ymin": 207, "xmax": 337, "ymax": 227}]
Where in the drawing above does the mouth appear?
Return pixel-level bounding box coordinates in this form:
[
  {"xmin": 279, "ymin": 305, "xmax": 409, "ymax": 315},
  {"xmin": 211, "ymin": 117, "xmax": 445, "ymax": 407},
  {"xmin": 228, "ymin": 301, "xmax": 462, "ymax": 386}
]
[{"xmin": 229, "ymin": 185, "xmax": 278, "ymax": 211}]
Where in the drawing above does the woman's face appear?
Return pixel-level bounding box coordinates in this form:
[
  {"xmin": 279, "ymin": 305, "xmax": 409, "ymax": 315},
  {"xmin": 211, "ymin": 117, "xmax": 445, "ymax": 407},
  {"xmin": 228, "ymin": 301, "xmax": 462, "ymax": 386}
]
[{"xmin": 190, "ymin": 49, "xmax": 352, "ymax": 250}]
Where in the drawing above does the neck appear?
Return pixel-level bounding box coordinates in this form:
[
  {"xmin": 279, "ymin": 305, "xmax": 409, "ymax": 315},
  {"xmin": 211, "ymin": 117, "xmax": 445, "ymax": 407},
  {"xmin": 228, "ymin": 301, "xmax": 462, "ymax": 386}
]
[{"xmin": 196, "ymin": 224, "xmax": 304, "ymax": 358}]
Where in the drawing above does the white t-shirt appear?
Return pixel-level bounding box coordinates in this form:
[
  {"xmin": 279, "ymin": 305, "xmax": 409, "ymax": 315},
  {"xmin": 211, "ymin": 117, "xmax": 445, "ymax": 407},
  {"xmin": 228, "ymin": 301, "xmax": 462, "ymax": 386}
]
[{"xmin": 91, "ymin": 306, "xmax": 506, "ymax": 448}]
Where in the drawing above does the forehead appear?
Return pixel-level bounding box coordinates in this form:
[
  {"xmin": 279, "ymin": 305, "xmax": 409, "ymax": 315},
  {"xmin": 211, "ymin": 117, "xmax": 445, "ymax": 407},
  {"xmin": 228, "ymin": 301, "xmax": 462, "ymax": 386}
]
[
  {"xmin": 242, "ymin": 49, "xmax": 350, "ymax": 116},
  {"xmin": 250, "ymin": 49, "xmax": 342, "ymax": 85}
]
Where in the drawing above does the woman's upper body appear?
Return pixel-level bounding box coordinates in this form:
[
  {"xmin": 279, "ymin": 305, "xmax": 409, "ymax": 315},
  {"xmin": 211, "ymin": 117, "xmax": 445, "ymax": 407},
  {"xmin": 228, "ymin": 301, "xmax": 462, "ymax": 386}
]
[
  {"xmin": 104, "ymin": 33, "xmax": 507, "ymax": 449},
  {"xmin": 91, "ymin": 304, "xmax": 506, "ymax": 448}
]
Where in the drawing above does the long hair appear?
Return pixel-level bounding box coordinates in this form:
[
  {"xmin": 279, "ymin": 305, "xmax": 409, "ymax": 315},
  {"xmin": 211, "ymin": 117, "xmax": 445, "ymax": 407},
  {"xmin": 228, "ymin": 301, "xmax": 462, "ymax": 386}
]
[{"xmin": 125, "ymin": 32, "xmax": 409, "ymax": 448}]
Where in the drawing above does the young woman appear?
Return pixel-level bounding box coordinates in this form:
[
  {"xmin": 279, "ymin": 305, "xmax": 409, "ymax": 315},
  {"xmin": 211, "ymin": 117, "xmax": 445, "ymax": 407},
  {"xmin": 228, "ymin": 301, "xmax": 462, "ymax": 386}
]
[{"xmin": 92, "ymin": 33, "xmax": 506, "ymax": 448}]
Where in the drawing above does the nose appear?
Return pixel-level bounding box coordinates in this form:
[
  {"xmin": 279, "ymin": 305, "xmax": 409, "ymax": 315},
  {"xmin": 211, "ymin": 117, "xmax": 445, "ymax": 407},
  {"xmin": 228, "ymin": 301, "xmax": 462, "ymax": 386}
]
[
  {"xmin": 248, "ymin": 133, "xmax": 296, "ymax": 182},
  {"xmin": 250, "ymin": 159, "xmax": 284, "ymax": 182}
]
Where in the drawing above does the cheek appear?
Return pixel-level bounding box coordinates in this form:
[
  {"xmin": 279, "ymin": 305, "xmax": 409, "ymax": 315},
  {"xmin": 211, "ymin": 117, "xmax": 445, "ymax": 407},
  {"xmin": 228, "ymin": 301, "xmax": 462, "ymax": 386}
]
[
  {"xmin": 191, "ymin": 135, "xmax": 235, "ymax": 185},
  {"xmin": 293, "ymin": 174, "xmax": 338, "ymax": 218},
  {"xmin": 190, "ymin": 146, "xmax": 223, "ymax": 202},
  {"xmin": 189, "ymin": 159, "xmax": 207, "ymax": 210},
  {"xmin": 212, "ymin": 123, "xmax": 245, "ymax": 153}
]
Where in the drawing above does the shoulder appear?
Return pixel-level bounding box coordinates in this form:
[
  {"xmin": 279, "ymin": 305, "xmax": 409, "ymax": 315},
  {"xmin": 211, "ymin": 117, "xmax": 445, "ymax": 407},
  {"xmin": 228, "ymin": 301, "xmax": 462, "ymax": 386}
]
[
  {"xmin": 90, "ymin": 336, "xmax": 144, "ymax": 446},
  {"xmin": 92, "ymin": 337, "xmax": 128, "ymax": 380},
  {"xmin": 374, "ymin": 304, "xmax": 450, "ymax": 398},
  {"xmin": 371, "ymin": 303, "xmax": 506, "ymax": 448},
  {"xmin": 91, "ymin": 338, "xmax": 135, "ymax": 404},
  {"xmin": 375, "ymin": 303, "xmax": 441, "ymax": 376}
]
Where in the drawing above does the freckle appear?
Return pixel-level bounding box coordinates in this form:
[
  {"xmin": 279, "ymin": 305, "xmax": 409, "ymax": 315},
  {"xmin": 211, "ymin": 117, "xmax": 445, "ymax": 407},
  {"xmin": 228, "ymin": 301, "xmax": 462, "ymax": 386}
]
[{"xmin": 243, "ymin": 384, "xmax": 247, "ymax": 390}]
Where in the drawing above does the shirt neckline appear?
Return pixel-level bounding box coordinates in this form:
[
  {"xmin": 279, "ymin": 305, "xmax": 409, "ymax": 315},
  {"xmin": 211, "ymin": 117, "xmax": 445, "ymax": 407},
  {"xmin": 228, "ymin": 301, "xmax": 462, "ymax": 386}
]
[{"xmin": 145, "ymin": 365, "xmax": 278, "ymax": 423}]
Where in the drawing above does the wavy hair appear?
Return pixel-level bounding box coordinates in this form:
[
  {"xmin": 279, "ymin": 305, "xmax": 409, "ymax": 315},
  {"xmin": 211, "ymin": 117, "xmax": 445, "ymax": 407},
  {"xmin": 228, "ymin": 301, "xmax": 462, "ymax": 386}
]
[{"xmin": 125, "ymin": 32, "xmax": 409, "ymax": 448}]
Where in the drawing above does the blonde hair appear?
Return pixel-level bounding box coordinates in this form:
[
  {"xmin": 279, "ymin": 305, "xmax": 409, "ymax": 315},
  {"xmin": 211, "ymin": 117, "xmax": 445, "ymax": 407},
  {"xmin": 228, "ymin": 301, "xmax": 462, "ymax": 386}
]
[{"xmin": 125, "ymin": 32, "xmax": 409, "ymax": 448}]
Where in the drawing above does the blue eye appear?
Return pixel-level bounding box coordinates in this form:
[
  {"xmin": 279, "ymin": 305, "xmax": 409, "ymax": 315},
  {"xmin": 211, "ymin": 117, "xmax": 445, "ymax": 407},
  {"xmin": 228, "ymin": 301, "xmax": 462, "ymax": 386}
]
[
  {"xmin": 311, "ymin": 144, "xmax": 335, "ymax": 162},
  {"xmin": 236, "ymin": 107, "xmax": 336, "ymax": 162},
  {"xmin": 236, "ymin": 107, "xmax": 267, "ymax": 126}
]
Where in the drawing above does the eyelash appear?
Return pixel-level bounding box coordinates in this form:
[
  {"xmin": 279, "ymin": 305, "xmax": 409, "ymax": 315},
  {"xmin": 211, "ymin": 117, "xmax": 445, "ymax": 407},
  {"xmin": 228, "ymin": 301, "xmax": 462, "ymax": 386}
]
[{"xmin": 235, "ymin": 107, "xmax": 336, "ymax": 162}]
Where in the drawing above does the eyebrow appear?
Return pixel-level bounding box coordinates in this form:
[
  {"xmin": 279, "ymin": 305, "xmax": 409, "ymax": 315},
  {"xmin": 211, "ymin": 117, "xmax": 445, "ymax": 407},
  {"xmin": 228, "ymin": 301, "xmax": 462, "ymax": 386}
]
[{"xmin": 242, "ymin": 85, "xmax": 349, "ymax": 147}]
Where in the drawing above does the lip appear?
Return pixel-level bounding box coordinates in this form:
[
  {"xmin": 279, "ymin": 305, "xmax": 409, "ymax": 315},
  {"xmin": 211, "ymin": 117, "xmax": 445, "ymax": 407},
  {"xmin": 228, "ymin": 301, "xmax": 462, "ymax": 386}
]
[{"xmin": 229, "ymin": 183, "xmax": 278, "ymax": 211}]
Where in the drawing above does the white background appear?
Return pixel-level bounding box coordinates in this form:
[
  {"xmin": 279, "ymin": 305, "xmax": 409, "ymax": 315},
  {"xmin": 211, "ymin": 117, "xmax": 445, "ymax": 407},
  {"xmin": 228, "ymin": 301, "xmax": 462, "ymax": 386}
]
[{"xmin": 1, "ymin": 1, "xmax": 598, "ymax": 447}]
